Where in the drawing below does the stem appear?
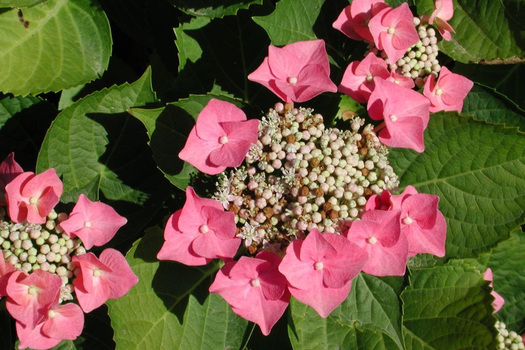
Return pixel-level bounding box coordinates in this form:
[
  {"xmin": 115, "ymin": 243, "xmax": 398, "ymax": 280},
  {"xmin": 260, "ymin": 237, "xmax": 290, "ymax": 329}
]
[{"xmin": 373, "ymin": 121, "xmax": 386, "ymax": 133}]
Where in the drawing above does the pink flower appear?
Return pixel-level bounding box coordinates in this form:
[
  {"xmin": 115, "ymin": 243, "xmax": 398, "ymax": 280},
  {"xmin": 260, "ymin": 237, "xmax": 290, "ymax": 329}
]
[
  {"xmin": 209, "ymin": 251, "xmax": 290, "ymax": 336},
  {"xmin": 368, "ymin": 3, "xmax": 419, "ymax": 63},
  {"xmin": 389, "ymin": 186, "xmax": 446, "ymax": 257},
  {"xmin": 72, "ymin": 248, "xmax": 138, "ymax": 313},
  {"xmin": 0, "ymin": 153, "xmax": 23, "ymax": 206},
  {"xmin": 16, "ymin": 302, "xmax": 84, "ymax": 350},
  {"xmin": 368, "ymin": 78, "xmax": 430, "ymax": 152},
  {"xmin": 423, "ymin": 66, "xmax": 473, "ymax": 113},
  {"xmin": 157, "ymin": 186, "xmax": 240, "ymax": 265},
  {"xmin": 247, "ymin": 39, "xmax": 337, "ymax": 103},
  {"xmin": 278, "ymin": 229, "xmax": 367, "ymax": 317},
  {"xmin": 387, "ymin": 71, "xmax": 415, "ymax": 89},
  {"xmin": 339, "ymin": 53, "xmax": 390, "ymax": 103},
  {"xmin": 483, "ymin": 268, "xmax": 504, "ymax": 313},
  {"xmin": 5, "ymin": 169, "xmax": 63, "ymax": 224},
  {"xmin": 5, "ymin": 270, "xmax": 62, "ymax": 328},
  {"xmin": 428, "ymin": 0, "xmax": 455, "ymax": 41},
  {"xmin": 179, "ymin": 99, "xmax": 259, "ymax": 175},
  {"xmin": 333, "ymin": 0, "xmax": 389, "ymax": 42},
  {"xmin": 344, "ymin": 209, "xmax": 408, "ymax": 276},
  {"xmin": 59, "ymin": 194, "xmax": 127, "ymax": 250}
]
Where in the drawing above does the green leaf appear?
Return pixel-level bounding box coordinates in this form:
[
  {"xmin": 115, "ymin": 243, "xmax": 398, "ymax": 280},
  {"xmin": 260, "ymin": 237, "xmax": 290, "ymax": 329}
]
[
  {"xmin": 253, "ymin": 0, "xmax": 325, "ymax": 46},
  {"xmin": 169, "ymin": 0, "xmax": 263, "ymax": 18},
  {"xmin": 36, "ymin": 68, "xmax": 157, "ymax": 203},
  {"xmin": 454, "ymin": 62, "xmax": 525, "ymax": 110},
  {"xmin": 436, "ymin": 0, "xmax": 525, "ymax": 63},
  {"xmin": 174, "ymin": 17, "xmax": 210, "ymax": 72},
  {"xmin": 402, "ymin": 265, "xmax": 497, "ymax": 349},
  {"xmin": 483, "ymin": 229, "xmax": 525, "ymax": 331},
  {"xmin": 0, "ymin": 0, "xmax": 45, "ymax": 7},
  {"xmin": 0, "ymin": 0, "xmax": 112, "ymax": 96},
  {"xmin": 389, "ymin": 114, "xmax": 525, "ymax": 259},
  {"xmin": 107, "ymin": 227, "xmax": 247, "ymax": 350},
  {"xmin": 289, "ymin": 273, "xmax": 403, "ymax": 350},
  {"xmin": 462, "ymin": 84, "xmax": 525, "ymax": 132},
  {"xmin": 128, "ymin": 93, "xmax": 244, "ymax": 190}
]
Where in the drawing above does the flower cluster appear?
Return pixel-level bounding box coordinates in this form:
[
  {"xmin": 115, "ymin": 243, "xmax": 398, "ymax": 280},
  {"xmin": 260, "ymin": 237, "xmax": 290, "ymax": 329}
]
[
  {"xmin": 496, "ymin": 321, "xmax": 525, "ymax": 350},
  {"xmin": 335, "ymin": 0, "xmax": 473, "ymax": 152},
  {"xmin": 0, "ymin": 154, "xmax": 137, "ymax": 349},
  {"xmin": 160, "ymin": 99, "xmax": 446, "ymax": 334}
]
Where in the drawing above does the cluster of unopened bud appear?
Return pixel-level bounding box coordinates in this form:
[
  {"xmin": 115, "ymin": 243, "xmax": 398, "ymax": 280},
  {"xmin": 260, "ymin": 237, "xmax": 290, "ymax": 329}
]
[
  {"xmin": 0, "ymin": 210, "xmax": 85, "ymax": 301},
  {"xmin": 496, "ymin": 321, "xmax": 525, "ymax": 349},
  {"xmin": 214, "ymin": 103, "xmax": 398, "ymax": 254},
  {"xmin": 386, "ymin": 17, "xmax": 441, "ymax": 87}
]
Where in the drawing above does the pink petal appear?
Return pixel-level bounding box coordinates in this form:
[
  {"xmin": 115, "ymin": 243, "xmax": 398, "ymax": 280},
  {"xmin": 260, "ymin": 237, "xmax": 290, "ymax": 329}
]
[
  {"xmin": 0, "ymin": 153, "xmax": 23, "ymax": 205},
  {"xmin": 268, "ymin": 40, "xmax": 329, "ymax": 80},
  {"xmin": 404, "ymin": 210, "xmax": 446, "ymax": 257},
  {"xmin": 248, "ymin": 58, "xmax": 289, "ymax": 102},
  {"xmin": 178, "ymin": 187, "xmax": 223, "ymax": 233},
  {"xmin": 72, "ymin": 253, "xmax": 112, "ymax": 313},
  {"xmin": 179, "ymin": 127, "xmax": 225, "ymax": 175},
  {"xmin": 98, "ymin": 248, "xmax": 138, "ymax": 299},
  {"xmin": 195, "ymin": 99, "xmax": 247, "ymax": 141},
  {"xmin": 288, "ymin": 279, "xmax": 352, "ymax": 318},
  {"xmin": 41, "ymin": 303, "xmax": 84, "ymax": 340},
  {"xmin": 402, "ymin": 194, "xmax": 439, "ymax": 229},
  {"xmin": 16, "ymin": 321, "xmax": 61, "ymax": 350}
]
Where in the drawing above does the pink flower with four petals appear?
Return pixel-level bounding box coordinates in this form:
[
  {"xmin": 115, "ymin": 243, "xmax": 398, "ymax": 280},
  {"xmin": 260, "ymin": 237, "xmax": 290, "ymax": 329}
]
[
  {"xmin": 248, "ymin": 39, "xmax": 337, "ymax": 103},
  {"xmin": 279, "ymin": 229, "xmax": 367, "ymax": 317},
  {"xmin": 179, "ymin": 99, "xmax": 259, "ymax": 175},
  {"xmin": 333, "ymin": 0, "xmax": 389, "ymax": 42},
  {"xmin": 423, "ymin": 66, "xmax": 473, "ymax": 113},
  {"xmin": 157, "ymin": 186, "xmax": 240, "ymax": 265},
  {"xmin": 428, "ymin": 0, "xmax": 455, "ymax": 41},
  {"xmin": 209, "ymin": 251, "xmax": 290, "ymax": 335}
]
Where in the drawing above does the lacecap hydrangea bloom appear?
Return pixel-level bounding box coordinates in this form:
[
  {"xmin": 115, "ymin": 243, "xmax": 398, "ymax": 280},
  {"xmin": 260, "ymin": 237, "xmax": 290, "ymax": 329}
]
[
  {"xmin": 0, "ymin": 154, "xmax": 137, "ymax": 349},
  {"xmin": 160, "ymin": 37, "xmax": 448, "ymax": 335}
]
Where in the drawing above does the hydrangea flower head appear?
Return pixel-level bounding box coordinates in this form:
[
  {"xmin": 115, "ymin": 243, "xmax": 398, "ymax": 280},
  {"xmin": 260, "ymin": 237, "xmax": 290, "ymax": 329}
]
[
  {"xmin": 5, "ymin": 169, "xmax": 63, "ymax": 224},
  {"xmin": 157, "ymin": 186, "xmax": 239, "ymax": 265},
  {"xmin": 368, "ymin": 78, "xmax": 430, "ymax": 152},
  {"xmin": 333, "ymin": 0, "xmax": 389, "ymax": 42},
  {"xmin": 368, "ymin": 3, "xmax": 420, "ymax": 63},
  {"xmin": 279, "ymin": 229, "xmax": 367, "ymax": 317},
  {"xmin": 179, "ymin": 99, "xmax": 259, "ymax": 175},
  {"xmin": 423, "ymin": 66, "xmax": 473, "ymax": 113},
  {"xmin": 248, "ymin": 39, "xmax": 337, "ymax": 103},
  {"xmin": 428, "ymin": 0, "xmax": 455, "ymax": 41},
  {"xmin": 60, "ymin": 194, "xmax": 127, "ymax": 250},
  {"xmin": 209, "ymin": 251, "xmax": 290, "ymax": 335}
]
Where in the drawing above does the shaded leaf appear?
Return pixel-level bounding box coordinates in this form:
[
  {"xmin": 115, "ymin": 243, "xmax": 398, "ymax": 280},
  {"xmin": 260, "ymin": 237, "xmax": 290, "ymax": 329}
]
[
  {"xmin": 36, "ymin": 68, "xmax": 157, "ymax": 203},
  {"xmin": 253, "ymin": 0, "xmax": 325, "ymax": 46},
  {"xmin": 169, "ymin": 0, "xmax": 263, "ymax": 18},
  {"xmin": 0, "ymin": 0, "xmax": 45, "ymax": 7},
  {"xmin": 289, "ymin": 273, "xmax": 403, "ymax": 350},
  {"xmin": 107, "ymin": 227, "xmax": 247, "ymax": 350},
  {"xmin": 0, "ymin": 95, "xmax": 40, "ymax": 127},
  {"xmin": 462, "ymin": 84, "xmax": 525, "ymax": 132},
  {"xmin": 402, "ymin": 265, "xmax": 497, "ymax": 349},
  {"xmin": 0, "ymin": 0, "xmax": 112, "ymax": 96},
  {"xmin": 389, "ymin": 114, "xmax": 525, "ymax": 259}
]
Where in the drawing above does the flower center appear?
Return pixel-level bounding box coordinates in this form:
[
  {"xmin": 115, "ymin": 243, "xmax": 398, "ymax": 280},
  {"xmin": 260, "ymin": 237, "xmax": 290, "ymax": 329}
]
[
  {"xmin": 219, "ymin": 135, "xmax": 229, "ymax": 144},
  {"xmin": 366, "ymin": 74, "xmax": 373, "ymax": 82},
  {"xmin": 28, "ymin": 286, "xmax": 37, "ymax": 295},
  {"xmin": 387, "ymin": 27, "xmax": 395, "ymax": 34},
  {"xmin": 314, "ymin": 261, "xmax": 324, "ymax": 271},
  {"xmin": 436, "ymin": 88, "xmax": 443, "ymax": 96},
  {"xmin": 368, "ymin": 236, "xmax": 378, "ymax": 245},
  {"xmin": 84, "ymin": 221, "xmax": 91, "ymax": 228},
  {"xmin": 199, "ymin": 224, "xmax": 209, "ymax": 234},
  {"xmin": 250, "ymin": 278, "xmax": 261, "ymax": 287},
  {"xmin": 29, "ymin": 196, "xmax": 38, "ymax": 205},
  {"xmin": 287, "ymin": 76, "xmax": 298, "ymax": 85},
  {"xmin": 390, "ymin": 114, "xmax": 398, "ymax": 122},
  {"xmin": 48, "ymin": 310, "xmax": 56, "ymax": 318},
  {"xmin": 403, "ymin": 216, "xmax": 413, "ymax": 225},
  {"xmin": 93, "ymin": 269, "xmax": 102, "ymax": 277}
]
